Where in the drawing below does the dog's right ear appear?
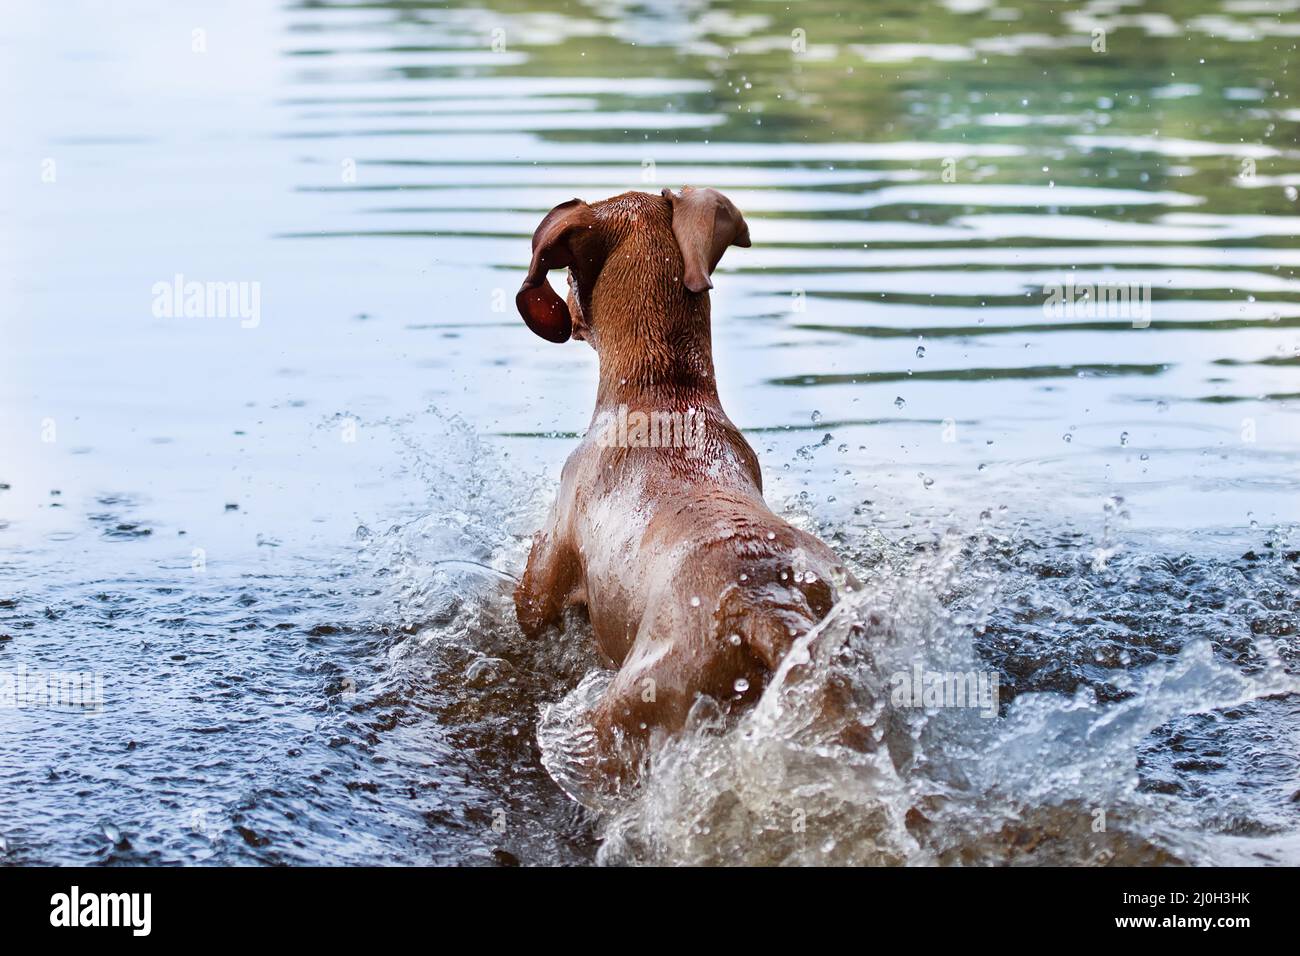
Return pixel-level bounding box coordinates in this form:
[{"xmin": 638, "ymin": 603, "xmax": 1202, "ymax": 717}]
[
  {"xmin": 662, "ymin": 186, "xmax": 751, "ymax": 293},
  {"xmin": 516, "ymin": 198, "xmax": 597, "ymax": 343}
]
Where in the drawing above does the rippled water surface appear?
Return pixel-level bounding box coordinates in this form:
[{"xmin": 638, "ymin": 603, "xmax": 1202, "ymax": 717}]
[{"xmin": 2, "ymin": 0, "xmax": 1298, "ymax": 865}]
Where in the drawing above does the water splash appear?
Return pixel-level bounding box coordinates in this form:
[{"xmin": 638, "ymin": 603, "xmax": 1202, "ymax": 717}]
[
  {"xmin": 535, "ymin": 526, "xmax": 1300, "ymax": 866},
  {"xmin": 339, "ymin": 411, "xmax": 1300, "ymax": 866}
]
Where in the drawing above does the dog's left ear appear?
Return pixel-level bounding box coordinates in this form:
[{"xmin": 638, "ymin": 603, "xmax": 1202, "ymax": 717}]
[
  {"xmin": 517, "ymin": 198, "xmax": 599, "ymax": 343},
  {"xmin": 662, "ymin": 186, "xmax": 751, "ymax": 293}
]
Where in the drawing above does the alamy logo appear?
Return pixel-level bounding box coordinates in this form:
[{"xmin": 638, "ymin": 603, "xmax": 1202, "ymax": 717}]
[
  {"xmin": 889, "ymin": 664, "xmax": 1000, "ymax": 718},
  {"xmin": 1042, "ymin": 279, "xmax": 1151, "ymax": 328},
  {"xmin": 50, "ymin": 886, "xmax": 151, "ymax": 936},
  {"xmin": 0, "ymin": 665, "xmax": 103, "ymax": 711},
  {"xmin": 590, "ymin": 404, "xmax": 704, "ymax": 452},
  {"xmin": 152, "ymin": 273, "xmax": 261, "ymax": 328}
]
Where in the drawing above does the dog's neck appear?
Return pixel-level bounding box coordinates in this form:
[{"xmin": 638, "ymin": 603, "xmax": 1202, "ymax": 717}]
[
  {"xmin": 589, "ymin": 294, "xmax": 719, "ymax": 410},
  {"xmin": 581, "ymin": 218, "xmax": 722, "ymax": 411}
]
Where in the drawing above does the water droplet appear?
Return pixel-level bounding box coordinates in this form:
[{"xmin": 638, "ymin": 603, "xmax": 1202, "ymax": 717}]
[
  {"xmin": 915, "ymin": 345, "xmax": 926, "ymax": 359},
  {"xmin": 690, "ymin": 596, "xmax": 701, "ymax": 607},
  {"xmin": 733, "ymin": 678, "xmax": 750, "ymax": 693},
  {"xmin": 894, "ymin": 396, "xmax": 906, "ymax": 409},
  {"xmin": 728, "ymin": 633, "xmax": 742, "ymax": 646},
  {"xmin": 810, "ymin": 409, "xmax": 822, "ymax": 424},
  {"xmin": 1119, "ymin": 431, "xmax": 1129, "ymax": 446}
]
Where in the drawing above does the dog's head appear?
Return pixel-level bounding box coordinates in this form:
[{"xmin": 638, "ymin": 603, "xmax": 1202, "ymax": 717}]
[{"xmin": 515, "ymin": 187, "xmax": 750, "ymax": 344}]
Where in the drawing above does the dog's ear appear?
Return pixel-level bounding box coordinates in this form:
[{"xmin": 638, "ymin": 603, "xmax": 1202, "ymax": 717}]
[
  {"xmin": 662, "ymin": 186, "xmax": 751, "ymax": 293},
  {"xmin": 517, "ymin": 198, "xmax": 599, "ymax": 343}
]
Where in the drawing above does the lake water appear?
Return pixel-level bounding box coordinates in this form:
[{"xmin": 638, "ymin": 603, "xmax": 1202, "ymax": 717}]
[{"xmin": 1, "ymin": 0, "xmax": 1298, "ymax": 865}]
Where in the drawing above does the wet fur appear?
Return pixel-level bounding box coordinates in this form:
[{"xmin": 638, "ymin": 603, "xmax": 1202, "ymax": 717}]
[{"xmin": 514, "ymin": 190, "xmax": 852, "ymax": 765}]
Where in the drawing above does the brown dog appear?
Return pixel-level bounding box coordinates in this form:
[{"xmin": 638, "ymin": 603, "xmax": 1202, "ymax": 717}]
[{"xmin": 514, "ymin": 187, "xmax": 852, "ymax": 765}]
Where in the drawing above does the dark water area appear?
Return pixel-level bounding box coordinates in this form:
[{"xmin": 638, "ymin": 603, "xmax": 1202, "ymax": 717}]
[{"xmin": 2, "ymin": 0, "xmax": 1298, "ymax": 865}]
